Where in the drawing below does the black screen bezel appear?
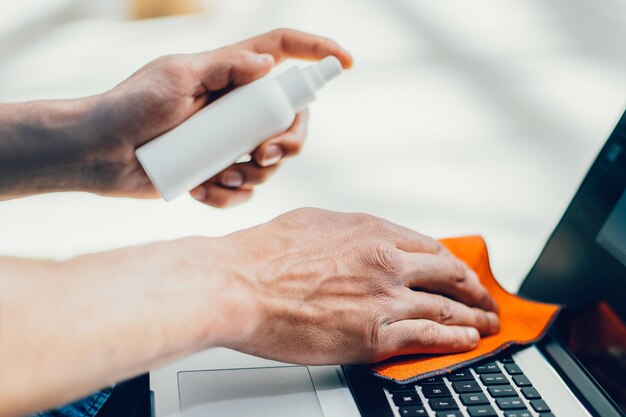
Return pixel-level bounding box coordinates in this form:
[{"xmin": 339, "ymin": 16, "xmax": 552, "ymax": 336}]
[{"xmin": 519, "ymin": 109, "xmax": 626, "ymax": 416}]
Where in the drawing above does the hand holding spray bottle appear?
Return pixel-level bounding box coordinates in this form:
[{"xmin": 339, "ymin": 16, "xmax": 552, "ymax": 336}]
[{"xmin": 135, "ymin": 56, "xmax": 344, "ymax": 201}]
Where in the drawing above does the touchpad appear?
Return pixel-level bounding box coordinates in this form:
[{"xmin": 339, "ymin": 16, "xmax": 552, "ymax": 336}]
[{"xmin": 178, "ymin": 366, "xmax": 324, "ymax": 417}]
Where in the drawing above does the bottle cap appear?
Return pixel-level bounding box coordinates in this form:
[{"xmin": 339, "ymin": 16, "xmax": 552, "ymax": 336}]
[
  {"xmin": 276, "ymin": 56, "xmax": 344, "ymax": 113},
  {"xmin": 303, "ymin": 56, "xmax": 343, "ymax": 90},
  {"xmin": 315, "ymin": 56, "xmax": 343, "ymax": 83}
]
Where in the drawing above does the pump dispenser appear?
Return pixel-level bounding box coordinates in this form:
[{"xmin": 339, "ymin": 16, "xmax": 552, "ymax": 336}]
[{"xmin": 135, "ymin": 56, "xmax": 343, "ymax": 201}]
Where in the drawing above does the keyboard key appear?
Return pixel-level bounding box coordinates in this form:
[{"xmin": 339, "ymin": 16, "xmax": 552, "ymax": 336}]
[
  {"xmin": 480, "ymin": 373, "xmax": 508, "ymax": 385},
  {"xmin": 495, "ymin": 397, "xmax": 526, "ymax": 410},
  {"xmin": 399, "ymin": 405, "xmax": 427, "ymax": 416},
  {"xmin": 467, "ymin": 405, "xmax": 497, "ymax": 416},
  {"xmin": 520, "ymin": 386, "xmax": 540, "ymax": 399},
  {"xmin": 460, "ymin": 393, "xmax": 489, "ymax": 405},
  {"xmin": 504, "ymin": 411, "xmax": 532, "ymax": 417},
  {"xmin": 499, "ymin": 356, "xmax": 515, "ymax": 363},
  {"xmin": 447, "ymin": 370, "xmax": 474, "ymax": 381},
  {"xmin": 503, "ymin": 364, "xmax": 523, "ymax": 375},
  {"xmin": 436, "ymin": 412, "xmax": 462, "ymax": 417},
  {"xmin": 390, "ymin": 387, "xmax": 416, "ymax": 395},
  {"xmin": 475, "ymin": 362, "xmax": 500, "ymax": 373},
  {"xmin": 452, "ymin": 381, "xmax": 482, "ymax": 393},
  {"xmin": 530, "ymin": 399, "xmax": 551, "ymax": 413},
  {"xmin": 393, "ymin": 393, "xmax": 422, "ymax": 406},
  {"xmin": 474, "ymin": 362, "xmax": 500, "ymax": 374},
  {"xmin": 487, "ymin": 385, "xmax": 517, "ymax": 397},
  {"xmin": 512, "ymin": 375, "xmax": 532, "ymax": 387},
  {"xmin": 422, "ymin": 384, "xmax": 451, "ymax": 398},
  {"xmin": 429, "ymin": 397, "xmax": 459, "ymax": 411},
  {"xmin": 418, "ymin": 376, "xmax": 443, "ymax": 386}
]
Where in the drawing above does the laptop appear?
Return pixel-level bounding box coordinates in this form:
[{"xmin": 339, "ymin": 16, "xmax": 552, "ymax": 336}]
[{"xmin": 150, "ymin": 109, "xmax": 626, "ymax": 417}]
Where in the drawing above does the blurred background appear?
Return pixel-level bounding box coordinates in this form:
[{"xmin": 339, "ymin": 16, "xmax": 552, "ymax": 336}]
[{"xmin": 0, "ymin": 0, "xmax": 625, "ymax": 291}]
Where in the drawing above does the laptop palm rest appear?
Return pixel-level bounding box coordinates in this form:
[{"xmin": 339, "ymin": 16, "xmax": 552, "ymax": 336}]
[{"xmin": 178, "ymin": 366, "xmax": 325, "ymax": 417}]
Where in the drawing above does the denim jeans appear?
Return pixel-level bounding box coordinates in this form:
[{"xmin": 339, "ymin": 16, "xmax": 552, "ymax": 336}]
[{"xmin": 33, "ymin": 387, "xmax": 113, "ymax": 417}]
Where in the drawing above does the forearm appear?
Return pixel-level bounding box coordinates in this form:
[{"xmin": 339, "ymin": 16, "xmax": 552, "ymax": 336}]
[
  {"xmin": 0, "ymin": 237, "xmax": 252, "ymax": 417},
  {"xmin": 0, "ymin": 99, "xmax": 98, "ymax": 199}
]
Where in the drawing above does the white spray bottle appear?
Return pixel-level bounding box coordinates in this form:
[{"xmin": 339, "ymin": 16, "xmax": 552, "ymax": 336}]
[{"xmin": 135, "ymin": 56, "xmax": 344, "ymax": 201}]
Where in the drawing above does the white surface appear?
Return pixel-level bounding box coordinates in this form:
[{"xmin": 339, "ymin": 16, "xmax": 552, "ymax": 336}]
[
  {"xmin": 0, "ymin": 0, "xmax": 626, "ymax": 291},
  {"xmin": 0, "ymin": 0, "xmax": 78, "ymax": 40}
]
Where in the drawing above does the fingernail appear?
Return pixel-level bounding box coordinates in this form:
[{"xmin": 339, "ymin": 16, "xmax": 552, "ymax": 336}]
[
  {"xmin": 221, "ymin": 171, "xmax": 244, "ymax": 188},
  {"xmin": 487, "ymin": 312, "xmax": 500, "ymax": 333},
  {"xmin": 191, "ymin": 187, "xmax": 206, "ymax": 201},
  {"xmin": 261, "ymin": 145, "xmax": 283, "ymax": 166},
  {"xmin": 257, "ymin": 53, "xmax": 274, "ymax": 63},
  {"xmin": 466, "ymin": 328, "xmax": 480, "ymax": 345}
]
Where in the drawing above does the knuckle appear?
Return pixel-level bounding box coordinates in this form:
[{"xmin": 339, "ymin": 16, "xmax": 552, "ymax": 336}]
[
  {"xmin": 293, "ymin": 207, "xmax": 314, "ymax": 216},
  {"xmin": 271, "ymin": 28, "xmax": 288, "ymax": 36},
  {"xmin": 287, "ymin": 207, "xmax": 319, "ymax": 221},
  {"xmin": 427, "ymin": 237, "xmax": 445, "ymax": 254},
  {"xmin": 478, "ymin": 288, "xmax": 494, "ymax": 309},
  {"xmin": 420, "ymin": 235, "xmax": 445, "ymax": 254},
  {"xmin": 351, "ymin": 212, "xmax": 376, "ymax": 225},
  {"xmin": 365, "ymin": 244, "xmax": 402, "ymax": 276},
  {"xmin": 437, "ymin": 242, "xmax": 449, "ymax": 254},
  {"xmin": 437, "ymin": 298, "xmax": 454, "ymax": 323},
  {"xmin": 418, "ymin": 321, "xmax": 440, "ymax": 347},
  {"xmin": 271, "ymin": 28, "xmax": 291, "ymax": 43},
  {"xmin": 226, "ymin": 48, "xmax": 247, "ymax": 63},
  {"xmin": 156, "ymin": 55, "xmax": 186, "ymax": 76},
  {"xmin": 311, "ymin": 38, "xmax": 326, "ymax": 56},
  {"xmin": 449, "ymin": 260, "xmax": 467, "ymax": 284},
  {"xmin": 363, "ymin": 320, "xmax": 385, "ymax": 362},
  {"xmin": 475, "ymin": 309, "xmax": 490, "ymax": 331},
  {"xmin": 314, "ymin": 36, "xmax": 338, "ymax": 54},
  {"xmin": 361, "ymin": 215, "xmax": 390, "ymax": 237}
]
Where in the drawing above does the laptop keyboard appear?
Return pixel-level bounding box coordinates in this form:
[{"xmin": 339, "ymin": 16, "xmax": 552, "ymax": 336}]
[{"xmin": 383, "ymin": 355, "xmax": 554, "ymax": 417}]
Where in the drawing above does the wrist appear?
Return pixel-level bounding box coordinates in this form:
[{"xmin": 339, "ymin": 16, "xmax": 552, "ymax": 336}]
[
  {"xmin": 0, "ymin": 98, "xmax": 99, "ymax": 197},
  {"xmin": 174, "ymin": 235, "xmax": 263, "ymax": 352}
]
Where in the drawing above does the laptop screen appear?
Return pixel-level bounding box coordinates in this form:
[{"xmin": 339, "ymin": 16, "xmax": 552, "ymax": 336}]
[{"xmin": 519, "ymin": 110, "xmax": 626, "ymax": 413}]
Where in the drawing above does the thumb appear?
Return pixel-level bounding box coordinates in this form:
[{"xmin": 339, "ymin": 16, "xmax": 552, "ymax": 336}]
[{"xmin": 195, "ymin": 49, "xmax": 275, "ymax": 91}]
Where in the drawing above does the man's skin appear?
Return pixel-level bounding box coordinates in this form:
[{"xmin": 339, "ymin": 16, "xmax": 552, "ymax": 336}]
[{"xmin": 0, "ymin": 30, "xmax": 499, "ymax": 417}]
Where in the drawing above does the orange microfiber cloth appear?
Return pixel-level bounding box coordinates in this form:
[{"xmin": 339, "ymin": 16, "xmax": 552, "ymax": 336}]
[{"xmin": 368, "ymin": 235, "xmax": 561, "ymax": 384}]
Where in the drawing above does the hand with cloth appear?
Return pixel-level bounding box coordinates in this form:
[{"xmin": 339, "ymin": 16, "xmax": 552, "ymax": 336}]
[{"xmin": 0, "ymin": 30, "xmax": 498, "ymax": 417}]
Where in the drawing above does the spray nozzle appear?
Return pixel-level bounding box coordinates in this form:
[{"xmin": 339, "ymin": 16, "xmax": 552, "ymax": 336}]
[{"xmin": 303, "ymin": 56, "xmax": 343, "ymax": 90}]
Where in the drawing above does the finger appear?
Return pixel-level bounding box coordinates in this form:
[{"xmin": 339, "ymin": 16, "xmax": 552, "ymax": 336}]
[
  {"xmin": 393, "ymin": 289, "xmax": 499, "ymax": 336},
  {"xmin": 400, "ymin": 252, "xmax": 498, "ymax": 313},
  {"xmin": 234, "ymin": 29, "xmax": 353, "ymax": 69},
  {"xmin": 190, "ymin": 183, "xmax": 253, "ymax": 208},
  {"xmin": 252, "ymin": 110, "xmax": 309, "ymax": 167},
  {"xmin": 378, "ymin": 320, "xmax": 480, "ymax": 359},
  {"xmin": 217, "ymin": 162, "xmax": 280, "ymax": 188},
  {"xmin": 376, "ymin": 219, "xmax": 443, "ymax": 254},
  {"xmin": 192, "ymin": 49, "xmax": 275, "ymax": 91}
]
